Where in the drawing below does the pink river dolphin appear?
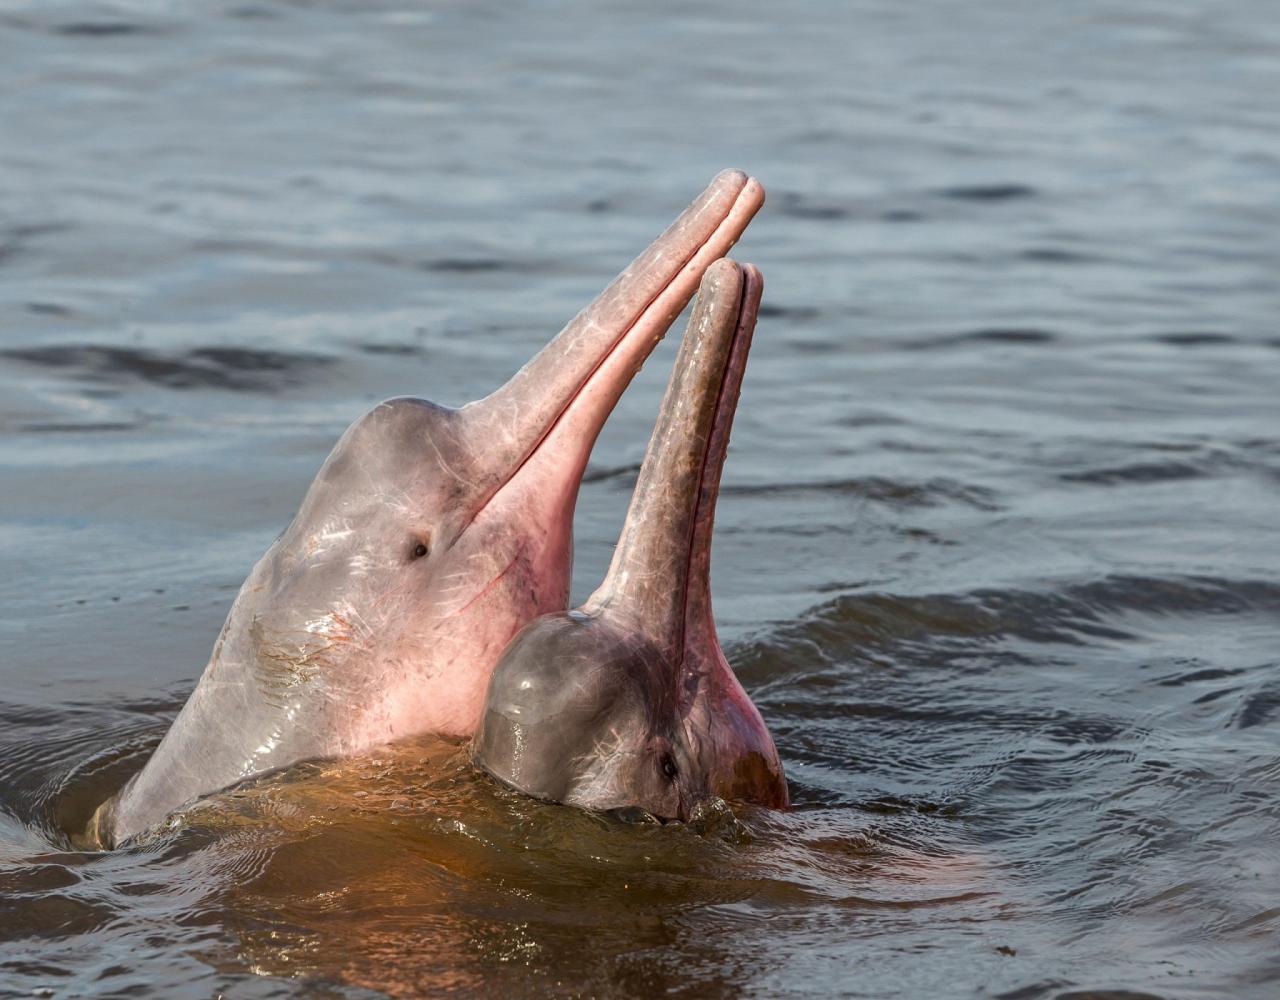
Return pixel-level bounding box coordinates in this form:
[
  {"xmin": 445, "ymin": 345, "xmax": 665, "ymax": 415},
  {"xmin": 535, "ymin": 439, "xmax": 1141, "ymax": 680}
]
[
  {"xmin": 89, "ymin": 171, "xmax": 765, "ymax": 847},
  {"xmin": 472, "ymin": 259, "xmax": 788, "ymax": 820}
]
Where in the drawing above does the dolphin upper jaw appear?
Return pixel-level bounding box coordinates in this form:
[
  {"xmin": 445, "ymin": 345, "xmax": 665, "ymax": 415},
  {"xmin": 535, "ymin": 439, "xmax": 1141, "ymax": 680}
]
[{"xmin": 454, "ymin": 172, "xmax": 765, "ymax": 539}]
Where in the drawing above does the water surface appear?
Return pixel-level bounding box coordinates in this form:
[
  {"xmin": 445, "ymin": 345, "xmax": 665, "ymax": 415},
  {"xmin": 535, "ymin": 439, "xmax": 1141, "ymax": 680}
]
[{"xmin": 2, "ymin": 1, "xmax": 1279, "ymax": 997}]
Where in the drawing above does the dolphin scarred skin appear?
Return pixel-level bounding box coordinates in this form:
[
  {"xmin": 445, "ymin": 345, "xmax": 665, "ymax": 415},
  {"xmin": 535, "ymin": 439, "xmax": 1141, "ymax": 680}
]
[
  {"xmin": 472, "ymin": 259, "xmax": 788, "ymax": 820},
  {"xmin": 90, "ymin": 172, "xmax": 765, "ymax": 847}
]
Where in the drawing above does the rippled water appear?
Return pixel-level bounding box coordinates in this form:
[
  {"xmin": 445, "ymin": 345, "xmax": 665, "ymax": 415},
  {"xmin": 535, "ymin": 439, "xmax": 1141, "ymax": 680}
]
[{"xmin": 2, "ymin": 1, "xmax": 1279, "ymax": 997}]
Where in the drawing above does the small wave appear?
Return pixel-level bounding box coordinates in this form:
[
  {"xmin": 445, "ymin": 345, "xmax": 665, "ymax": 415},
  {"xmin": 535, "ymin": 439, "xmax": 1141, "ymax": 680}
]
[
  {"xmin": 582, "ymin": 461, "xmax": 642, "ymax": 485},
  {"xmin": 367, "ymin": 250, "xmax": 544, "ymax": 275},
  {"xmin": 1, "ymin": 344, "xmax": 336, "ymax": 392},
  {"xmin": 0, "ymin": 887, "xmax": 113, "ymax": 939},
  {"xmin": 904, "ymin": 328, "xmax": 1059, "ymax": 350},
  {"xmin": 0, "ymin": 223, "xmax": 73, "ymax": 269},
  {"xmin": 959, "ymin": 327, "xmax": 1057, "ymax": 344},
  {"xmin": 776, "ymin": 193, "xmax": 850, "ymax": 221},
  {"xmin": 1152, "ymin": 331, "xmax": 1238, "ymax": 346},
  {"xmin": 16, "ymin": 421, "xmax": 142, "ymax": 434},
  {"xmin": 737, "ymin": 575, "xmax": 1280, "ymax": 674},
  {"xmin": 1019, "ymin": 247, "xmax": 1103, "ymax": 265},
  {"xmin": 722, "ymin": 476, "xmax": 1002, "ymax": 512},
  {"xmin": 423, "ymin": 258, "xmax": 513, "ymax": 273},
  {"xmin": 774, "ymin": 192, "xmax": 932, "ymax": 226},
  {"xmin": 1058, "ymin": 442, "xmax": 1266, "ymax": 486},
  {"xmin": 1231, "ymin": 680, "xmax": 1280, "ymax": 730},
  {"xmin": 1155, "ymin": 666, "xmax": 1246, "ymax": 687},
  {"xmin": 356, "ymin": 341, "xmax": 421, "ymax": 356},
  {"xmin": 52, "ymin": 22, "xmax": 156, "ymax": 37},
  {"xmin": 935, "ymin": 183, "xmax": 1037, "ymax": 202},
  {"xmin": 24, "ymin": 302, "xmax": 73, "ymax": 317},
  {"xmin": 880, "ymin": 209, "xmax": 925, "ymax": 222},
  {"xmin": 758, "ymin": 302, "xmax": 823, "ymax": 322},
  {"xmin": 0, "ymin": 700, "xmax": 170, "ymax": 842},
  {"xmin": 1060, "ymin": 461, "xmax": 1209, "ymax": 486}
]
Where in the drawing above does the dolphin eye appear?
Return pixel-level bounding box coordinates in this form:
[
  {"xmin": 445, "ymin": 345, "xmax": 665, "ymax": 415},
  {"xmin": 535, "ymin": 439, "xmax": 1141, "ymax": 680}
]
[
  {"xmin": 410, "ymin": 541, "xmax": 429, "ymax": 560},
  {"xmin": 661, "ymin": 755, "xmax": 678, "ymax": 781}
]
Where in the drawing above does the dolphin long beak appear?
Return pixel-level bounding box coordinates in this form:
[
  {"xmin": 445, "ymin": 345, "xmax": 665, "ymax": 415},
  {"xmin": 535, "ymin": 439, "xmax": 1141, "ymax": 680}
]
[
  {"xmin": 460, "ymin": 171, "xmax": 765, "ymax": 522},
  {"xmin": 584, "ymin": 258, "xmax": 763, "ymax": 653}
]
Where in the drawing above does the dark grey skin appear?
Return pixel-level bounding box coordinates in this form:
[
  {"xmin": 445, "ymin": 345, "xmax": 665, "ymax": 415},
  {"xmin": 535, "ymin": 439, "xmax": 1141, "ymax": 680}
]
[{"xmin": 473, "ymin": 259, "xmax": 788, "ymax": 820}]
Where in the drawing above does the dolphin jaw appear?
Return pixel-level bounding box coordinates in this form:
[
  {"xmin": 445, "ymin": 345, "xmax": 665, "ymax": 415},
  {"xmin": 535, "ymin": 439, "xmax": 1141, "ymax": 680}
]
[{"xmin": 452, "ymin": 174, "xmax": 765, "ymax": 545}]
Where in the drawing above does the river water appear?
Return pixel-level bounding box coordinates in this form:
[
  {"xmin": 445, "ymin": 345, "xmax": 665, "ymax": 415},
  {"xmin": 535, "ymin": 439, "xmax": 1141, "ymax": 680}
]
[{"xmin": 1, "ymin": 1, "xmax": 1278, "ymax": 997}]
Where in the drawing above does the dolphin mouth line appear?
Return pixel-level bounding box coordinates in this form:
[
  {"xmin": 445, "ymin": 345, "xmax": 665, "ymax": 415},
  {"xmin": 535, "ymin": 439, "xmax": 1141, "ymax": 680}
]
[
  {"xmin": 443, "ymin": 542, "xmax": 528, "ymax": 619},
  {"xmin": 457, "ymin": 178, "xmax": 763, "ymax": 541},
  {"xmin": 676, "ymin": 264, "xmax": 760, "ymax": 643}
]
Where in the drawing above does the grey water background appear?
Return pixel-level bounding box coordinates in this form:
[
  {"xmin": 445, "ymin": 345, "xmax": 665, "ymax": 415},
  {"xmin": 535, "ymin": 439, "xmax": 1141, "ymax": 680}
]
[{"xmin": 1, "ymin": 0, "xmax": 1279, "ymax": 996}]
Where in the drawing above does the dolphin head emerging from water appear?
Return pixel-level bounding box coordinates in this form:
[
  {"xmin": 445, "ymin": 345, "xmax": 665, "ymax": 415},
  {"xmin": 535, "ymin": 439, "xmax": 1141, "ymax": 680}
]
[
  {"xmin": 472, "ymin": 260, "xmax": 788, "ymax": 820},
  {"xmin": 92, "ymin": 172, "xmax": 765, "ymax": 847}
]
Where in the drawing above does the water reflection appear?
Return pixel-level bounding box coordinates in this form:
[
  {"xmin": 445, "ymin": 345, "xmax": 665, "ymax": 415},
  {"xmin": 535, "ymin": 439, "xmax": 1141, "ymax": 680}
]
[{"xmin": 185, "ymin": 738, "xmax": 995, "ymax": 997}]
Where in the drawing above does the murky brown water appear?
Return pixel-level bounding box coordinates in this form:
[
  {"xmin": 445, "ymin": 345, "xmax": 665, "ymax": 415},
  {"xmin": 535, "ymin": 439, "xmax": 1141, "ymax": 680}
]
[{"xmin": 2, "ymin": 1, "xmax": 1279, "ymax": 997}]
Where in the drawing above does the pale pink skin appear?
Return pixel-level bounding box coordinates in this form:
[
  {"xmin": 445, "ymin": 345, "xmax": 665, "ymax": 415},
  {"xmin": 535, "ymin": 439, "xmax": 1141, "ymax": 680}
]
[{"xmin": 92, "ymin": 172, "xmax": 765, "ymax": 847}]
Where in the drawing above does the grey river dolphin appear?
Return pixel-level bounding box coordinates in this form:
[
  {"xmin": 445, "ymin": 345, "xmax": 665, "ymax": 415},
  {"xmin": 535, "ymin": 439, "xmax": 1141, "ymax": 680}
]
[
  {"xmin": 472, "ymin": 259, "xmax": 788, "ymax": 819},
  {"xmin": 88, "ymin": 171, "xmax": 765, "ymax": 847}
]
